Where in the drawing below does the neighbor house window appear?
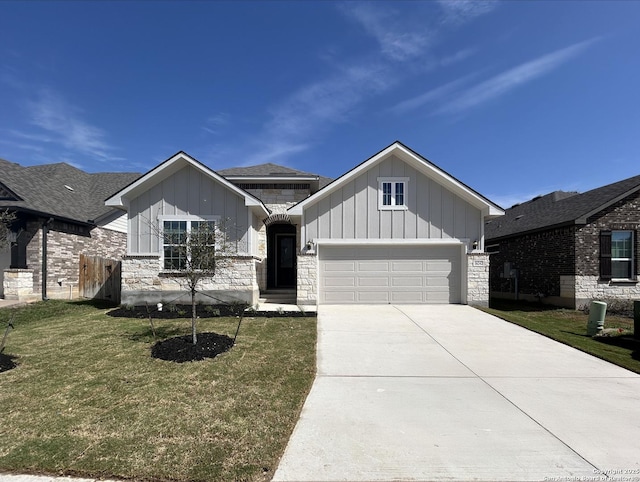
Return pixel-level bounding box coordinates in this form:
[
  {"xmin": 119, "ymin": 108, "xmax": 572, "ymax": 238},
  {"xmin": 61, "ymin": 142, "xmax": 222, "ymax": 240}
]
[
  {"xmin": 161, "ymin": 218, "xmax": 218, "ymax": 271},
  {"xmin": 378, "ymin": 177, "xmax": 408, "ymax": 210},
  {"xmin": 600, "ymin": 230, "xmax": 636, "ymax": 280}
]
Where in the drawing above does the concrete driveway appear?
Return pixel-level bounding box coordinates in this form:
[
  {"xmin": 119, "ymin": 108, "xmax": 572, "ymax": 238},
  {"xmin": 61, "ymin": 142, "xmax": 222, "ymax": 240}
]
[{"xmin": 273, "ymin": 305, "xmax": 640, "ymax": 482}]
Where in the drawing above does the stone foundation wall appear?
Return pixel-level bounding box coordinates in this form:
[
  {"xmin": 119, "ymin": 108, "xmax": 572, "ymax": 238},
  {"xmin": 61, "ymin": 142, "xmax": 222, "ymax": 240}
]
[
  {"xmin": 575, "ymin": 275, "xmax": 640, "ymax": 310},
  {"xmin": 3, "ymin": 269, "xmax": 37, "ymax": 301},
  {"xmin": 121, "ymin": 255, "xmax": 259, "ymax": 306},
  {"xmin": 467, "ymin": 252, "xmax": 489, "ymax": 306},
  {"xmin": 296, "ymin": 250, "xmax": 317, "ymax": 305}
]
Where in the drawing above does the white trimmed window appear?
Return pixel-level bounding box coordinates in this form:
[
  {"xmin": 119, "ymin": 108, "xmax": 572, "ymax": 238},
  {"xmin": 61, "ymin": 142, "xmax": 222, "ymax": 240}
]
[
  {"xmin": 160, "ymin": 216, "xmax": 219, "ymax": 271},
  {"xmin": 600, "ymin": 230, "xmax": 636, "ymax": 280},
  {"xmin": 378, "ymin": 177, "xmax": 408, "ymax": 210}
]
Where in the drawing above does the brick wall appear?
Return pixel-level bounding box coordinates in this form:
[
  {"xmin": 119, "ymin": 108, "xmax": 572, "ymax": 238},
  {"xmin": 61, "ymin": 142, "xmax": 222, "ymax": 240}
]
[
  {"xmin": 573, "ymin": 190, "xmax": 640, "ymax": 307},
  {"xmin": 575, "ymin": 190, "xmax": 640, "ymax": 276},
  {"xmin": 489, "ymin": 226, "xmax": 575, "ymax": 301}
]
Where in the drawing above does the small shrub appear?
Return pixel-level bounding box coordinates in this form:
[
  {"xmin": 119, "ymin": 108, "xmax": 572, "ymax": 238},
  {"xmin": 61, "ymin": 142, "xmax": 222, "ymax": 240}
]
[{"xmin": 582, "ymin": 298, "xmax": 635, "ymax": 317}]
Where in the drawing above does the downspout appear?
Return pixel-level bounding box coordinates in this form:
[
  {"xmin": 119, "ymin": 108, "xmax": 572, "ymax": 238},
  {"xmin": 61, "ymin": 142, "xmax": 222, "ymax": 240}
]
[{"xmin": 42, "ymin": 217, "xmax": 53, "ymax": 301}]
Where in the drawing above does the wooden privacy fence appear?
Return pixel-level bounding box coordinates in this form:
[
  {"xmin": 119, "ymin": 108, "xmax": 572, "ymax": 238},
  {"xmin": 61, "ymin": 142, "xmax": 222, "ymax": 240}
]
[{"xmin": 79, "ymin": 254, "xmax": 121, "ymax": 304}]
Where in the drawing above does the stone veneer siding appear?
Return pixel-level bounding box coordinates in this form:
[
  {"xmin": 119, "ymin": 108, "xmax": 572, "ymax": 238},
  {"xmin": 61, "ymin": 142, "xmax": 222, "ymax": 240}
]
[
  {"xmin": 3, "ymin": 269, "xmax": 36, "ymax": 301},
  {"xmin": 121, "ymin": 255, "xmax": 259, "ymax": 306},
  {"xmin": 4, "ymin": 218, "xmax": 127, "ymax": 300},
  {"xmin": 296, "ymin": 250, "xmax": 317, "ymax": 305},
  {"xmin": 467, "ymin": 252, "xmax": 489, "ymax": 306}
]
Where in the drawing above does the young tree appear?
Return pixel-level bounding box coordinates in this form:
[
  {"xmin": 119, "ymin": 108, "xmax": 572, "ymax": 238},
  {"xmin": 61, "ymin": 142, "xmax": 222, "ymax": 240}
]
[
  {"xmin": 0, "ymin": 210, "xmax": 16, "ymax": 250},
  {"xmin": 161, "ymin": 219, "xmax": 237, "ymax": 345}
]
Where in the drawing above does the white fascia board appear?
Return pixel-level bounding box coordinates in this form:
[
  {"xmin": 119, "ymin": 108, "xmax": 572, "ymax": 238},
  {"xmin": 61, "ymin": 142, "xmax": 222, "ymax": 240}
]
[
  {"xmin": 288, "ymin": 142, "xmax": 503, "ymax": 216},
  {"xmin": 313, "ymin": 238, "xmax": 468, "ymax": 246}
]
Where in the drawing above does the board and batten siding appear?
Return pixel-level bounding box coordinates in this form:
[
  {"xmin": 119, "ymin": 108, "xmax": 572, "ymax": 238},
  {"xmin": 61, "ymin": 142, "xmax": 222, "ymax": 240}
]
[
  {"xmin": 128, "ymin": 165, "xmax": 250, "ymax": 254},
  {"xmin": 304, "ymin": 155, "xmax": 481, "ymax": 241}
]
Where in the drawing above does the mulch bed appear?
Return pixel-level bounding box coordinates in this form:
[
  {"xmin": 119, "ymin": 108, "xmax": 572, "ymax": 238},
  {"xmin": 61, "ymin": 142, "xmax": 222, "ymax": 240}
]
[
  {"xmin": 108, "ymin": 304, "xmax": 245, "ymax": 319},
  {"xmin": 0, "ymin": 353, "xmax": 17, "ymax": 373},
  {"xmin": 151, "ymin": 332, "xmax": 234, "ymax": 363}
]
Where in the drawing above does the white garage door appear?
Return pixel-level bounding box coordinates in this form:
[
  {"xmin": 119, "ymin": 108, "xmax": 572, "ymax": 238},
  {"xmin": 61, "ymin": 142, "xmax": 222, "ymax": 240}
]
[{"xmin": 319, "ymin": 245, "xmax": 461, "ymax": 304}]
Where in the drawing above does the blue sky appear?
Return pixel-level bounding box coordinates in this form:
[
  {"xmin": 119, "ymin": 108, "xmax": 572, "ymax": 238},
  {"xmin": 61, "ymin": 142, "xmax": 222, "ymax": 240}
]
[{"xmin": 1, "ymin": 1, "xmax": 639, "ymax": 208}]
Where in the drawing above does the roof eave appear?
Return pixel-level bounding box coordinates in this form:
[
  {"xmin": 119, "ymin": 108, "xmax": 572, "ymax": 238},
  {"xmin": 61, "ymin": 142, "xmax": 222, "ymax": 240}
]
[
  {"xmin": 576, "ymin": 184, "xmax": 640, "ymax": 224},
  {"xmin": 485, "ymin": 220, "xmax": 580, "ymax": 242}
]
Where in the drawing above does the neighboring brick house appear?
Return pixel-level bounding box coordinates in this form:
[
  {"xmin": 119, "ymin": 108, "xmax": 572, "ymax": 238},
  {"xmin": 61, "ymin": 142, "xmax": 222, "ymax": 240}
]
[
  {"xmin": 106, "ymin": 142, "xmax": 503, "ymax": 307},
  {"xmin": 485, "ymin": 175, "xmax": 640, "ymax": 309},
  {"xmin": 0, "ymin": 158, "xmax": 140, "ymax": 301}
]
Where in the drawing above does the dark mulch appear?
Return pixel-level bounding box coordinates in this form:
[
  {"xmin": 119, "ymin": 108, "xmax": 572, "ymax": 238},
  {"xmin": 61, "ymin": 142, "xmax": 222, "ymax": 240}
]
[
  {"xmin": 0, "ymin": 353, "xmax": 17, "ymax": 373},
  {"xmin": 108, "ymin": 304, "xmax": 245, "ymax": 319},
  {"xmin": 151, "ymin": 332, "xmax": 234, "ymax": 363}
]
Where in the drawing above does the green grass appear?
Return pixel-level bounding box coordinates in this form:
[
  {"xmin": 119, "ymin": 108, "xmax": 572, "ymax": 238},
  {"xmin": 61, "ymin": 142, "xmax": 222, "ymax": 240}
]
[
  {"xmin": 0, "ymin": 300, "xmax": 317, "ymax": 482},
  {"xmin": 480, "ymin": 299, "xmax": 640, "ymax": 374}
]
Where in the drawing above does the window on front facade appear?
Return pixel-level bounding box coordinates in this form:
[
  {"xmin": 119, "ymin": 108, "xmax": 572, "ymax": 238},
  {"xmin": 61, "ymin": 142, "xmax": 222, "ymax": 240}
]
[
  {"xmin": 611, "ymin": 231, "xmax": 634, "ymax": 279},
  {"xmin": 378, "ymin": 178, "xmax": 408, "ymax": 210},
  {"xmin": 162, "ymin": 219, "xmax": 217, "ymax": 271},
  {"xmin": 600, "ymin": 230, "xmax": 635, "ymax": 280}
]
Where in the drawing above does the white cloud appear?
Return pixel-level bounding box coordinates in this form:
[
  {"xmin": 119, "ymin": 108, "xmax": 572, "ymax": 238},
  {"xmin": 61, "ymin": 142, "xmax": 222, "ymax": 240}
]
[
  {"xmin": 438, "ymin": 0, "xmax": 498, "ymax": 26},
  {"xmin": 239, "ymin": 60, "xmax": 395, "ymax": 165},
  {"xmin": 391, "ymin": 72, "xmax": 479, "ymax": 114},
  {"xmin": 24, "ymin": 89, "xmax": 122, "ymax": 161},
  {"xmin": 435, "ymin": 37, "xmax": 600, "ymax": 116},
  {"xmin": 225, "ymin": 2, "xmax": 497, "ymax": 166},
  {"xmin": 440, "ymin": 47, "xmax": 477, "ymax": 66},
  {"xmin": 340, "ymin": 3, "xmax": 432, "ymax": 61},
  {"xmin": 202, "ymin": 112, "xmax": 229, "ymax": 135}
]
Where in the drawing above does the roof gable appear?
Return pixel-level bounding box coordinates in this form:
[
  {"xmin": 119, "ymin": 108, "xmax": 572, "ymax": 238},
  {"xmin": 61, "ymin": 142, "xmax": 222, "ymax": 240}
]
[
  {"xmin": 485, "ymin": 174, "xmax": 640, "ymax": 240},
  {"xmin": 288, "ymin": 141, "xmax": 504, "ymax": 216},
  {"xmin": 105, "ymin": 151, "xmax": 269, "ymax": 215}
]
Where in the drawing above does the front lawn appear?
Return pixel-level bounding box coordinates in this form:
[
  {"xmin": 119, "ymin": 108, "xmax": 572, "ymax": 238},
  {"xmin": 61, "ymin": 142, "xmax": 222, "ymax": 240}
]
[
  {"xmin": 0, "ymin": 300, "xmax": 316, "ymax": 482},
  {"xmin": 481, "ymin": 299, "xmax": 639, "ymax": 374}
]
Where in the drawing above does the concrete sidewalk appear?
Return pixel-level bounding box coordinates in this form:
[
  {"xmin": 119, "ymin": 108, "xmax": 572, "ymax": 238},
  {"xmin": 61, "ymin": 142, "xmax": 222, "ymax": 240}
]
[{"xmin": 273, "ymin": 304, "xmax": 640, "ymax": 481}]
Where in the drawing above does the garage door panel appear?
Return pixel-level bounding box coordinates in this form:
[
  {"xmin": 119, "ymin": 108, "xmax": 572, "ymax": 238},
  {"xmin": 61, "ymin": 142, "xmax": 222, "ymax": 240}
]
[
  {"xmin": 319, "ymin": 245, "xmax": 461, "ymax": 305},
  {"xmin": 358, "ymin": 277, "xmax": 390, "ymax": 287},
  {"xmin": 325, "ymin": 291, "xmax": 357, "ymax": 303},
  {"xmin": 324, "ymin": 276, "xmax": 356, "ymax": 287},
  {"xmin": 324, "ymin": 261, "xmax": 356, "ymax": 272},
  {"xmin": 392, "ymin": 261, "xmax": 424, "ymax": 272},
  {"xmin": 391, "ymin": 276, "xmax": 424, "ymax": 287},
  {"xmin": 358, "ymin": 261, "xmax": 390, "ymax": 272},
  {"xmin": 391, "ymin": 291, "xmax": 425, "ymax": 303},
  {"xmin": 357, "ymin": 291, "xmax": 390, "ymax": 303}
]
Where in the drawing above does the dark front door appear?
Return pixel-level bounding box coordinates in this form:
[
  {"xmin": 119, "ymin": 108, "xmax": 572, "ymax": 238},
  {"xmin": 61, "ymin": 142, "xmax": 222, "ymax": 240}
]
[
  {"xmin": 267, "ymin": 223, "xmax": 297, "ymax": 289},
  {"xmin": 275, "ymin": 234, "xmax": 296, "ymax": 287}
]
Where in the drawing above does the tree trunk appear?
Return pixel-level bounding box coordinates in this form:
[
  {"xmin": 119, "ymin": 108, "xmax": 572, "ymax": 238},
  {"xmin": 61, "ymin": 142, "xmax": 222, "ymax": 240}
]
[{"xmin": 191, "ymin": 288, "xmax": 197, "ymax": 345}]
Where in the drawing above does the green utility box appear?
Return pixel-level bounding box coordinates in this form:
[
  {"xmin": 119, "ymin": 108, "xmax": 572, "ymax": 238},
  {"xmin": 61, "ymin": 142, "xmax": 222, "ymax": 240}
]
[{"xmin": 587, "ymin": 301, "xmax": 607, "ymax": 336}]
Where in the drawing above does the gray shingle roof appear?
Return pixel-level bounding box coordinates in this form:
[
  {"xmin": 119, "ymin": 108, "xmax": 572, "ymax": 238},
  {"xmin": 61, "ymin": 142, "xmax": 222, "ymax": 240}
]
[
  {"xmin": 217, "ymin": 163, "xmax": 319, "ymax": 178},
  {"xmin": 485, "ymin": 174, "xmax": 640, "ymax": 241},
  {"xmin": 0, "ymin": 158, "xmax": 140, "ymax": 224}
]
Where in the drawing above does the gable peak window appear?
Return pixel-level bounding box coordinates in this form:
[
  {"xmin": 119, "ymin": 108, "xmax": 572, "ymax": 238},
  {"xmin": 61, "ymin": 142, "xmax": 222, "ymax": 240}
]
[{"xmin": 378, "ymin": 177, "xmax": 408, "ymax": 211}]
